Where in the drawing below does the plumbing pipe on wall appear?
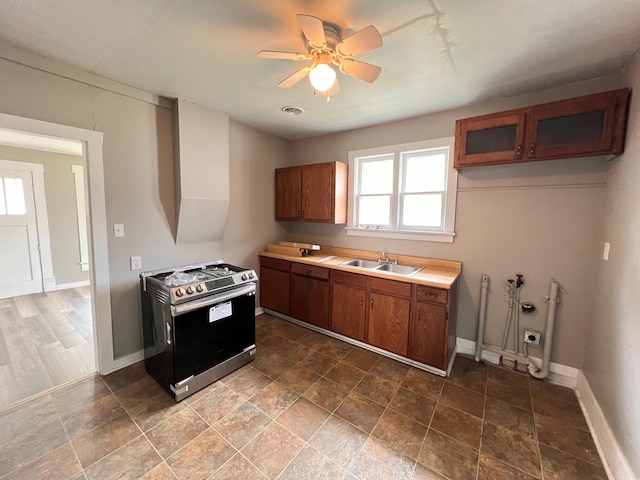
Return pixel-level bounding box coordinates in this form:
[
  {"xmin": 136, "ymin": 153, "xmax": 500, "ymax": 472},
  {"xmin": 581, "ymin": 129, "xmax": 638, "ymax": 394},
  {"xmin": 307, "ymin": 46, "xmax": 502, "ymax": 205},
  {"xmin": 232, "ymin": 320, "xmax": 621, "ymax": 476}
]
[
  {"xmin": 475, "ymin": 275, "xmax": 489, "ymax": 362},
  {"xmin": 528, "ymin": 280, "xmax": 560, "ymax": 379}
]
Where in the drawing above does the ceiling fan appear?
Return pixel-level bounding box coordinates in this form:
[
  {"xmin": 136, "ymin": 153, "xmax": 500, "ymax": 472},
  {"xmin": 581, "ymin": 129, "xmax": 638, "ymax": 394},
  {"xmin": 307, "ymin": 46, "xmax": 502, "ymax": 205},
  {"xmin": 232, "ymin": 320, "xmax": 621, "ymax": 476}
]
[{"xmin": 259, "ymin": 14, "xmax": 383, "ymax": 97}]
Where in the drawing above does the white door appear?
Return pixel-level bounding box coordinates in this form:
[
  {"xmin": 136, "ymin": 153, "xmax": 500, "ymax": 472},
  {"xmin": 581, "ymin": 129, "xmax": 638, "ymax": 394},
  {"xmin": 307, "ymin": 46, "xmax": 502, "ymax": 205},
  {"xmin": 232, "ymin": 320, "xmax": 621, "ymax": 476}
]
[{"xmin": 0, "ymin": 169, "xmax": 43, "ymax": 298}]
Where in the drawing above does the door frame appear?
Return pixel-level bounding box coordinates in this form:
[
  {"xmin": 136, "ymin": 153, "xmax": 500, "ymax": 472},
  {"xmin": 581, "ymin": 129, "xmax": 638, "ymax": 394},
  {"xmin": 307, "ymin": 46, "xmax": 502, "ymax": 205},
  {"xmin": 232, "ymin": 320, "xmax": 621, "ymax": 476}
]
[{"xmin": 0, "ymin": 112, "xmax": 116, "ymax": 375}]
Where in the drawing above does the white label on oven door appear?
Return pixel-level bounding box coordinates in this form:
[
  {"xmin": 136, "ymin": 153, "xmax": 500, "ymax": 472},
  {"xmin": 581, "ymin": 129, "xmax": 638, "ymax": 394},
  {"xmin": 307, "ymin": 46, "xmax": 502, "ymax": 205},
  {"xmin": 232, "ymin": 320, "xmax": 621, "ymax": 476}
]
[{"xmin": 209, "ymin": 301, "xmax": 232, "ymax": 322}]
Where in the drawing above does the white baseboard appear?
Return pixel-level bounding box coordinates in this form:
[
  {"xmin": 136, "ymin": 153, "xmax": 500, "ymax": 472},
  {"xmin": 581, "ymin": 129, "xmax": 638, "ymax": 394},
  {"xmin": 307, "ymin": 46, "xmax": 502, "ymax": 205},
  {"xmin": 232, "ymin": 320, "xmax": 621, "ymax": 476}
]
[
  {"xmin": 44, "ymin": 277, "xmax": 57, "ymax": 292},
  {"xmin": 456, "ymin": 338, "xmax": 579, "ymax": 387},
  {"xmin": 56, "ymin": 280, "xmax": 90, "ymax": 290},
  {"xmin": 255, "ymin": 307, "xmax": 265, "ymax": 316},
  {"xmin": 576, "ymin": 371, "xmax": 635, "ymax": 480}
]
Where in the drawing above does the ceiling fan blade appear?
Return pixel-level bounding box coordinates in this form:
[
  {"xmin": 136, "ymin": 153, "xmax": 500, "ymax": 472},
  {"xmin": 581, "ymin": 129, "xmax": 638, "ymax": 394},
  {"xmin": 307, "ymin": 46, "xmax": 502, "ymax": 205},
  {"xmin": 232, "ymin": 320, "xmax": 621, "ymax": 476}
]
[
  {"xmin": 278, "ymin": 67, "xmax": 310, "ymax": 88},
  {"xmin": 259, "ymin": 50, "xmax": 307, "ymax": 60},
  {"xmin": 296, "ymin": 14, "xmax": 326, "ymax": 48},
  {"xmin": 339, "ymin": 59, "xmax": 382, "ymax": 83},
  {"xmin": 336, "ymin": 25, "xmax": 383, "ymax": 57}
]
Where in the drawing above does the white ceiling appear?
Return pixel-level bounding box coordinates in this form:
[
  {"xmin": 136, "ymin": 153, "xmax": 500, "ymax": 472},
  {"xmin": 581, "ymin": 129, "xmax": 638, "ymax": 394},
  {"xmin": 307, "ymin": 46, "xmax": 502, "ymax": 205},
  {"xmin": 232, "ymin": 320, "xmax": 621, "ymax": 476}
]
[{"xmin": 0, "ymin": 0, "xmax": 639, "ymax": 140}]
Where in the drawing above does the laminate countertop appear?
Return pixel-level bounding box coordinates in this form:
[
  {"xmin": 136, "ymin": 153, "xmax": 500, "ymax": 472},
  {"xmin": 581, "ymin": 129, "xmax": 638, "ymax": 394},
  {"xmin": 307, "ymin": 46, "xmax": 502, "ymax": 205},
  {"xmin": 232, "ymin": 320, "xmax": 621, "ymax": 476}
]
[{"xmin": 259, "ymin": 245, "xmax": 461, "ymax": 289}]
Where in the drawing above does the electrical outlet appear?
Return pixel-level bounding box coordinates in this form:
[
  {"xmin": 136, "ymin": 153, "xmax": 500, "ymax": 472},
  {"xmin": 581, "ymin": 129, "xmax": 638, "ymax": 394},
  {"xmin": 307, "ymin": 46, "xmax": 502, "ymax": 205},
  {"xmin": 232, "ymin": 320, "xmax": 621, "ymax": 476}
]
[
  {"xmin": 130, "ymin": 256, "xmax": 142, "ymax": 271},
  {"xmin": 524, "ymin": 330, "xmax": 541, "ymax": 345}
]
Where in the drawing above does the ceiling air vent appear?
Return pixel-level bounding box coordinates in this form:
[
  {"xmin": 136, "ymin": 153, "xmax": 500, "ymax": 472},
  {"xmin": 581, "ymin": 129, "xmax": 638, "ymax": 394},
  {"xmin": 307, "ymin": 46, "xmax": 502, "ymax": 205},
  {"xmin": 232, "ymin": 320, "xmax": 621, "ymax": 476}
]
[{"xmin": 281, "ymin": 106, "xmax": 304, "ymax": 116}]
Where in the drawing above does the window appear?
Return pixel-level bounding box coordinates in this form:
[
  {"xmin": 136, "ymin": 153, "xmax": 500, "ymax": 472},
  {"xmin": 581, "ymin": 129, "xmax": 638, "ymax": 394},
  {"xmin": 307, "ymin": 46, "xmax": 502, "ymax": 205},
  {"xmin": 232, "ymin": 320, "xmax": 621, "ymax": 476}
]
[
  {"xmin": 0, "ymin": 177, "xmax": 26, "ymax": 215},
  {"xmin": 347, "ymin": 137, "xmax": 457, "ymax": 242}
]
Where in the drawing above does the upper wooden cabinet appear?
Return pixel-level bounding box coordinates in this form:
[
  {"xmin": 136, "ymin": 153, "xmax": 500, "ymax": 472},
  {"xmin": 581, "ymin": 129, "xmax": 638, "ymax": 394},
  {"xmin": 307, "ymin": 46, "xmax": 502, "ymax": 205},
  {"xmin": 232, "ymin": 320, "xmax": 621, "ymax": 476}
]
[
  {"xmin": 275, "ymin": 161, "xmax": 348, "ymax": 223},
  {"xmin": 454, "ymin": 88, "xmax": 630, "ymax": 168}
]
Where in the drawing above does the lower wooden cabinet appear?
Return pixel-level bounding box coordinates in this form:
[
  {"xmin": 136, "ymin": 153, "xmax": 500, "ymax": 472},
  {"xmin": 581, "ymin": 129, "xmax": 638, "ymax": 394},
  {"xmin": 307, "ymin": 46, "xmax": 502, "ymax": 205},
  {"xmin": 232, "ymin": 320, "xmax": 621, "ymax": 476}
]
[
  {"xmin": 410, "ymin": 301, "xmax": 447, "ymax": 368},
  {"xmin": 259, "ymin": 256, "xmax": 457, "ymax": 373},
  {"xmin": 331, "ymin": 271, "xmax": 367, "ymax": 341},
  {"xmin": 367, "ymin": 277, "xmax": 412, "ymax": 357},
  {"xmin": 367, "ymin": 292, "xmax": 410, "ymax": 356},
  {"xmin": 409, "ymin": 284, "xmax": 457, "ymax": 370},
  {"xmin": 259, "ymin": 258, "xmax": 290, "ymax": 315},
  {"xmin": 290, "ymin": 264, "xmax": 330, "ymax": 329}
]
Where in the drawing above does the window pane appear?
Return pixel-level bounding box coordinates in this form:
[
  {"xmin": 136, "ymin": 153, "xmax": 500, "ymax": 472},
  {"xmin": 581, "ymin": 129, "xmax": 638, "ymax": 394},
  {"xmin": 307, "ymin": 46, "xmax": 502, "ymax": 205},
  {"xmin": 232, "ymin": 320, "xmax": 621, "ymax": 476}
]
[
  {"xmin": 402, "ymin": 193, "xmax": 442, "ymax": 228},
  {"xmin": 0, "ymin": 180, "xmax": 5, "ymax": 215},
  {"xmin": 403, "ymin": 153, "xmax": 445, "ymax": 192},
  {"xmin": 4, "ymin": 178, "xmax": 26, "ymax": 215},
  {"xmin": 360, "ymin": 159, "xmax": 393, "ymax": 194},
  {"xmin": 359, "ymin": 195, "xmax": 390, "ymax": 225}
]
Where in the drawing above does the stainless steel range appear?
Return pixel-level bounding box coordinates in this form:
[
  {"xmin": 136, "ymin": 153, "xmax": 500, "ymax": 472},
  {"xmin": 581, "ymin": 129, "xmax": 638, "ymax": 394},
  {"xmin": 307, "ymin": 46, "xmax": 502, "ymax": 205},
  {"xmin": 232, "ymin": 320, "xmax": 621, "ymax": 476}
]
[{"xmin": 140, "ymin": 260, "xmax": 258, "ymax": 401}]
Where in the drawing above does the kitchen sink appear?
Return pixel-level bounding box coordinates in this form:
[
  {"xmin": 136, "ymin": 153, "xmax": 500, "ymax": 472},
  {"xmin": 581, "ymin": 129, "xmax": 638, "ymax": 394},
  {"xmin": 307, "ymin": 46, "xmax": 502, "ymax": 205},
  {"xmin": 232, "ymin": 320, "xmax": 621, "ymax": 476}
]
[
  {"xmin": 340, "ymin": 258, "xmax": 423, "ymax": 277},
  {"xmin": 376, "ymin": 263, "xmax": 423, "ymax": 276},
  {"xmin": 340, "ymin": 259, "xmax": 381, "ymax": 269}
]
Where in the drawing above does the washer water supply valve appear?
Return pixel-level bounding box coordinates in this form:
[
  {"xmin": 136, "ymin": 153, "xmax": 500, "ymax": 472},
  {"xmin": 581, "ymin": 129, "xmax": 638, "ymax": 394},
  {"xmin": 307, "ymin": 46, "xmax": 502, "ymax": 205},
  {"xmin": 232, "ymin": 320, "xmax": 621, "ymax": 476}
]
[{"xmin": 524, "ymin": 330, "xmax": 541, "ymax": 345}]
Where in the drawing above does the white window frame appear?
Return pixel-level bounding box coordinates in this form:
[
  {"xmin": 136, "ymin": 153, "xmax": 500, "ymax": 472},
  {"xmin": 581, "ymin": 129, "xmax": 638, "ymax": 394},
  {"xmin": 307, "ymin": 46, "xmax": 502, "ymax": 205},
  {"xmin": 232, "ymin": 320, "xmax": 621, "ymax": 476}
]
[{"xmin": 347, "ymin": 137, "xmax": 458, "ymax": 243}]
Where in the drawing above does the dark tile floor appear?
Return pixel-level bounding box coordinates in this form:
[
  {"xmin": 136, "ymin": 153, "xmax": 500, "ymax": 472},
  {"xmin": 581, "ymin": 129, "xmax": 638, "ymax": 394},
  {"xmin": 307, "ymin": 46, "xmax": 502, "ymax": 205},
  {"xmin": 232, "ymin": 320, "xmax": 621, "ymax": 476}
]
[{"xmin": 0, "ymin": 314, "xmax": 608, "ymax": 480}]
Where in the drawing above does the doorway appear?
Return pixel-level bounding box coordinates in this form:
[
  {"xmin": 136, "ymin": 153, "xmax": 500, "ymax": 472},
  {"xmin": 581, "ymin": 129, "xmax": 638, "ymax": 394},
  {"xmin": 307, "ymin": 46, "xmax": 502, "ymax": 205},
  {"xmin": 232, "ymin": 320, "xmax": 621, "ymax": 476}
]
[
  {"xmin": 0, "ymin": 151, "xmax": 94, "ymax": 407},
  {"xmin": 0, "ymin": 112, "xmax": 117, "ymax": 408}
]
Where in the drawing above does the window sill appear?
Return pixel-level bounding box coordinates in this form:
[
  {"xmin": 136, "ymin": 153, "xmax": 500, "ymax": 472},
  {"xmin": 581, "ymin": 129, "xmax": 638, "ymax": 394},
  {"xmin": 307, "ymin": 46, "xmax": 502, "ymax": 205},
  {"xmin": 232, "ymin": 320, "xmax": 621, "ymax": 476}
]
[{"xmin": 345, "ymin": 227, "xmax": 455, "ymax": 243}]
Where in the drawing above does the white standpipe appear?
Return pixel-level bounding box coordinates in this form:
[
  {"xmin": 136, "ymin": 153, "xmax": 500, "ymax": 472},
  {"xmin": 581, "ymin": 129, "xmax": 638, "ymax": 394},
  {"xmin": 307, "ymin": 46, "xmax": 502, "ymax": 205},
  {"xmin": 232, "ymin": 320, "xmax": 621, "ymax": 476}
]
[
  {"xmin": 528, "ymin": 280, "xmax": 560, "ymax": 379},
  {"xmin": 475, "ymin": 275, "xmax": 489, "ymax": 362}
]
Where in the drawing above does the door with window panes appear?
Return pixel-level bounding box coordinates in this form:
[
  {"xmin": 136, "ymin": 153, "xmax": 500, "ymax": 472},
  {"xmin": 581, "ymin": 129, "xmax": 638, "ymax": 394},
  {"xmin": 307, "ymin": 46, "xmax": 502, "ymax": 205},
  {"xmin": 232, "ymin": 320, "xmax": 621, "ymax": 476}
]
[{"xmin": 0, "ymin": 169, "xmax": 43, "ymax": 299}]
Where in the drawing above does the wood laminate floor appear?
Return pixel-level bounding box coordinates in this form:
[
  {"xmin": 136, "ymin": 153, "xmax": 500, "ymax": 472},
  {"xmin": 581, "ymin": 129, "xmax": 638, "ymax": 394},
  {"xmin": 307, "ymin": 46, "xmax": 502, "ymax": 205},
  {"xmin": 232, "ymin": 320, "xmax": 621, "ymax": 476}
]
[{"xmin": 0, "ymin": 287, "xmax": 95, "ymax": 409}]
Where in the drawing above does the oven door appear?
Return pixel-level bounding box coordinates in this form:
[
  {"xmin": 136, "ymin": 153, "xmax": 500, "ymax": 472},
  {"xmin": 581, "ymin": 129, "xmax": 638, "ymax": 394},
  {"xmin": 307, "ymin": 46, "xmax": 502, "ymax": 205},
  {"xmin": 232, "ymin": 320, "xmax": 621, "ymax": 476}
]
[{"xmin": 171, "ymin": 283, "xmax": 256, "ymax": 382}]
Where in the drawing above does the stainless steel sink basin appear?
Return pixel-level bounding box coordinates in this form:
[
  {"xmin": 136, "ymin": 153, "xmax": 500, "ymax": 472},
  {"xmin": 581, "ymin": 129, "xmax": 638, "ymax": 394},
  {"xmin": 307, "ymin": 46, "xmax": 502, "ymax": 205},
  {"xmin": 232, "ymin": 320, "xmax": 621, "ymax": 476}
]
[
  {"xmin": 340, "ymin": 259, "xmax": 380, "ymax": 269},
  {"xmin": 376, "ymin": 263, "xmax": 423, "ymax": 276},
  {"xmin": 340, "ymin": 258, "xmax": 423, "ymax": 276}
]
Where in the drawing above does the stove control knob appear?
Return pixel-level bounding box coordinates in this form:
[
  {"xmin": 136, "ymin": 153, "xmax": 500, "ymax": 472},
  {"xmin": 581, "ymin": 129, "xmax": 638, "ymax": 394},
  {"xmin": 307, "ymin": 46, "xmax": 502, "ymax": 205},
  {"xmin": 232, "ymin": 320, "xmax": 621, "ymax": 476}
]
[
  {"xmin": 175, "ymin": 288, "xmax": 185, "ymax": 297},
  {"xmin": 186, "ymin": 286, "xmax": 194, "ymax": 295},
  {"xmin": 241, "ymin": 274, "xmax": 248, "ymax": 281},
  {"xmin": 248, "ymin": 272, "xmax": 254, "ymax": 279},
  {"xmin": 196, "ymin": 284, "xmax": 204, "ymax": 292}
]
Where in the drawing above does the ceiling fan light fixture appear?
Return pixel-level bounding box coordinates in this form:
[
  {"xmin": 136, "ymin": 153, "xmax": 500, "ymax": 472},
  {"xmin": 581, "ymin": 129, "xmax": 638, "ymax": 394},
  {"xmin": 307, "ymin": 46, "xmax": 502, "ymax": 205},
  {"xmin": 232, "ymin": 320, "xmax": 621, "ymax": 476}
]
[{"xmin": 308, "ymin": 63, "xmax": 336, "ymax": 92}]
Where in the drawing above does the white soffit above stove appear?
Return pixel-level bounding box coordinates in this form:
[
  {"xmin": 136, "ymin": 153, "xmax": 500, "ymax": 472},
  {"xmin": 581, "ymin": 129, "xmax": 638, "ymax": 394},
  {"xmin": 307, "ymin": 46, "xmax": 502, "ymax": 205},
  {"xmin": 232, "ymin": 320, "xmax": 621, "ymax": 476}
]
[{"xmin": 0, "ymin": 1, "xmax": 639, "ymax": 140}]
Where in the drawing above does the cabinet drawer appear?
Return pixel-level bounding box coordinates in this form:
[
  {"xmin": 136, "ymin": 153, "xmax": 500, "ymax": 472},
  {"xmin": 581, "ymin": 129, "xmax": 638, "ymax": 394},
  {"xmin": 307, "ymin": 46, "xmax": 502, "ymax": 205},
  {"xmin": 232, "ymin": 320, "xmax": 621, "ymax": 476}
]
[
  {"xmin": 260, "ymin": 257, "xmax": 290, "ymax": 272},
  {"xmin": 416, "ymin": 285, "xmax": 448, "ymax": 305},
  {"xmin": 332, "ymin": 270, "xmax": 367, "ymax": 288},
  {"xmin": 291, "ymin": 262, "xmax": 329, "ymax": 280},
  {"xmin": 369, "ymin": 277, "xmax": 412, "ymax": 298}
]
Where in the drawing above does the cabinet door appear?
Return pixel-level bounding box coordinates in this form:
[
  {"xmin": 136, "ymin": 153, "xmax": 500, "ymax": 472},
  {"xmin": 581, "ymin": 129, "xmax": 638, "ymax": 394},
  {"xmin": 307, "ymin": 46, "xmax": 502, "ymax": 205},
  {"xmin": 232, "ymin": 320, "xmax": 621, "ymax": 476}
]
[
  {"xmin": 275, "ymin": 167, "xmax": 302, "ymax": 220},
  {"xmin": 367, "ymin": 292, "xmax": 409, "ymax": 356},
  {"xmin": 301, "ymin": 163, "xmax": 334, "ymax": 222},
  {"xmin": 454, "ymin": 113, "xmax": 526, "ymax": 168},
  {"xmin": 259, "ymin": 267, "xmax": 290, "ymax": 314},
  {"xmin": 410, "ymin": 301, "xmax": 447, "ymax": 369},
  {"xmin": 290, "ymin": 274, "xmax": 330, "ymax": 329},
  {"xmin": 331, "ymin": 283, "xmax": 366, "ymax": 341},
  {"xmin": 527, "ymin": 90, "xmax": 628, "ymax": 160}
]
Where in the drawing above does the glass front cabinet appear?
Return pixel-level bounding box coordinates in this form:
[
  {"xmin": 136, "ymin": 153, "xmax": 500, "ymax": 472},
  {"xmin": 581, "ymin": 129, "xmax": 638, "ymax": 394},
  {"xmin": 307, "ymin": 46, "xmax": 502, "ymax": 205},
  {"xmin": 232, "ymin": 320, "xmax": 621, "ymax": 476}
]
[{"xmin": 454, "ymin": 88, "xmax": 630, "ymax": 169}]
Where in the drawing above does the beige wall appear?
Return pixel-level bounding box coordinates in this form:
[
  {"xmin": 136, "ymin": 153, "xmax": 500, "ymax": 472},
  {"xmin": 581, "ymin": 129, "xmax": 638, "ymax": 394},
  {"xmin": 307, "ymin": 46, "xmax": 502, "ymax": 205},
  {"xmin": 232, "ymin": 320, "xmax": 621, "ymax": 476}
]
[
  {"xmin": 583, "ymin": 51, "xmax": 640, "ymax": 475},
  {"xmin": 288, "ymin": 75, "xmax": 625, "ymax": 368},
  {"xmin": 0, "ymin": 145, "xmax": 88, "ymax": 286},
  {"xmin": 0, "ymin": 56, "xmax": 289, "ymax": 357}
]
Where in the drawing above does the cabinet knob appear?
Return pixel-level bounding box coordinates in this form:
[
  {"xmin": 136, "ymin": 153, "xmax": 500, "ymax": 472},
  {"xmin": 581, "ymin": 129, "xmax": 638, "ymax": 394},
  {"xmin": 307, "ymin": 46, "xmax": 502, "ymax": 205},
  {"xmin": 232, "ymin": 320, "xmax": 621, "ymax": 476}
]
[
  {"xmin": 515, "ymin": 144, "xmax": 522, "ymax": 159},
  {"xmin": 370, "ymin": 298, "xmax": 374, "ymax": 309},
  {"xmin": 530, "ymin": 142, "xmax": 536, "ymax": 154},
  {"xmin": 360, "ymin": 296, "xmax": 363, "ymax": 306}
]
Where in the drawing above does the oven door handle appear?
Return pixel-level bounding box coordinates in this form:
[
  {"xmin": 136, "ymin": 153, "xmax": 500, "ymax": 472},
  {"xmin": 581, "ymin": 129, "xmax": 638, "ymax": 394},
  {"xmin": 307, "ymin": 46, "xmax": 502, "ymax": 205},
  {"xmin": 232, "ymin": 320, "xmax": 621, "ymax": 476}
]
[{"xmin": 170, "ymin": 283, "xmax": 256, "ymax": 316}]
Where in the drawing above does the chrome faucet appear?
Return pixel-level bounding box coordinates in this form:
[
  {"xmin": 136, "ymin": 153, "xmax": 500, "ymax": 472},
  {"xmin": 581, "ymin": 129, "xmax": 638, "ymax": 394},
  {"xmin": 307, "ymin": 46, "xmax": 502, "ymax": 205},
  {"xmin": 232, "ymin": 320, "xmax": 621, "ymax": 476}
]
[{"xmin": 378, "ymin": 251, "xmax": 398, "ymax": 264}]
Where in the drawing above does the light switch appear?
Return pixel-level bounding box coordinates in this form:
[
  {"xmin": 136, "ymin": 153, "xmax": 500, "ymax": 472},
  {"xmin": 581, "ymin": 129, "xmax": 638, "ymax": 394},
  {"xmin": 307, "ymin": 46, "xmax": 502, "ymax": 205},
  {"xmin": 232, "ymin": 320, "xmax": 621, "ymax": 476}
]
[
  {"xmin": 603, "ymin": 242, "xmax": 610, "ymax": 261},
  {"xmin": 114, "ymin": 224, "xmax": 125, "ymax": 237}
]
